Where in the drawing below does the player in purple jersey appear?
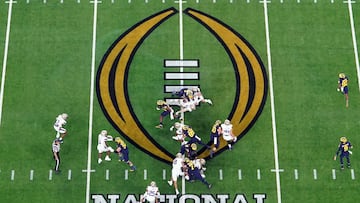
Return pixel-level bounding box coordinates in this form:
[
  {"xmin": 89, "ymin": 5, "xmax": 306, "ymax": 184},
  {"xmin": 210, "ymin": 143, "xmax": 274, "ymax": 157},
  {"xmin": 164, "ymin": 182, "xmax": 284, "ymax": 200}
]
[
  {"xmin": 209, "ymin": 120, "xmax": 222, "ymax": 158},
  {"xmin": 334, "ymin": 136, "xmax": 353, "ymax": 170},
  {"xmin": 114, "ymin": 137, "xmax": 136, "ymax": 171},
  {"xmin": 155, "ymin": 100, "xmax": 175, "ymax": 129},
  {"xmin": 337, "ymin": 73, "xmax": 349, "ymax": 107}
]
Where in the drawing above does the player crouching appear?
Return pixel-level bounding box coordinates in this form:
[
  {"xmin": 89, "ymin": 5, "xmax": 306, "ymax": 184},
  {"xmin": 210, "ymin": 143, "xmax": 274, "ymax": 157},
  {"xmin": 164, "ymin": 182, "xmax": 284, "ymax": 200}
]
[
  {"xmin": 114, "ymin": 137, "xmax": 136, "ymax": 171},
  {"xmin": 97, "ymin": 130, "xmax": 114, "ymax": 164}
]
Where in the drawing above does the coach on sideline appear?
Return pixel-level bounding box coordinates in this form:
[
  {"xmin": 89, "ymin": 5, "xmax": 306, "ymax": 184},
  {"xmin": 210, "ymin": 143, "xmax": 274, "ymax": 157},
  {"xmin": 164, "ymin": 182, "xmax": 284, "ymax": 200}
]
[{"xmin": 52, "ymin": 138, "xmax": 61, "ymax": 174}]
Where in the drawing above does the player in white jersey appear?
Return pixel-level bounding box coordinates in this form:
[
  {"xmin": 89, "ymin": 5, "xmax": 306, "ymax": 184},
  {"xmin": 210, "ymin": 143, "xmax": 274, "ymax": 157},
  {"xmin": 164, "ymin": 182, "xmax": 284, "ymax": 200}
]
[
  {"xmin": 170, "ymin": 122, "xmax": 187, "ymax": 144},
  {"xmin": 167, "ymin": 153, "xmax": 185, "ymax": 195},
  {"xmin": 53, "ymin": 113, "xmax": 68, "ymax": 141},
  {"xmin": 221, "ymin": 119, "xmax": 237, "ymax": 150},
  {"xmin": 140, "ymin": 181, "xmax": 160, "ymax": 203},
  {"xmin": 192, "ymin": 87, "xmax": 212, "ymax": 105},
  {"xmin": 97, "ymin": 130, "xmax": 114, "ymax": 164}
]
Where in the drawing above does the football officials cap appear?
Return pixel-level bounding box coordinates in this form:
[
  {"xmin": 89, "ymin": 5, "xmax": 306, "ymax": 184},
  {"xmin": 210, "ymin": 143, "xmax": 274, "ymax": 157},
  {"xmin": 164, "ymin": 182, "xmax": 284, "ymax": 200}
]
[
  {"xmin": 340, "ymin": 137, "xmax": 347, "ymax": 143},
  {"xmin": 339, "ymin": 73, "xmax": 345, "ymax": 78}
]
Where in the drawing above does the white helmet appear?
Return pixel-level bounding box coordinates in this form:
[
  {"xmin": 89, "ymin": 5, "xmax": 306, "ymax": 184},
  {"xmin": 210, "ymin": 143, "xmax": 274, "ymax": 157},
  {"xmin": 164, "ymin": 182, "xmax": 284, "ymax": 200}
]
[
  {"xmin": 174, "ymin": 122, "xmax": 181, "ymax": 129},
  {"xmin": 200, "ymin": 158, "xmax": 206, "ymax": 165},
  {"xmin": 224, "ymin": 119, "xmax": 231, "ymax": 125},
  {"xmin": 101, "ymin": 130, "xmax": 107, "ymax": 136},
  {"xmin": 61, "ymin": 113, "xmax": 68, "ymax": 120},
  {"xmin": 150, "ymin": 181, "xmax": 156, "ymax": 187},
  {"xmin": 176, "ymin": 153, "xmax": 182, "ymax": 158}
]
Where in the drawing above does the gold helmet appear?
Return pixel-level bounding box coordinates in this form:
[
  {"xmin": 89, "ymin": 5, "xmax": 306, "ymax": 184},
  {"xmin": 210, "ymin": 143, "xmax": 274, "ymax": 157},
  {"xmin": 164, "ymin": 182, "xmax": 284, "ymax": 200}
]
[
  {"xmin": 156, "ymin": 100, "xmax": 166, "ymax": 106},
  {"xmin": 215, "ymin": 120, "xmax": 222, "ymax": 125},
  {"xmin": 339, "ymin": 73, "xmax": 345, "ymax": 79},
  {"xmin": 191, "ymin": 143, "xmax": 197, "ymax": 150},
  {"xmin": 340, "ymin": 137, "xmax": 347, "ymax": 143}
]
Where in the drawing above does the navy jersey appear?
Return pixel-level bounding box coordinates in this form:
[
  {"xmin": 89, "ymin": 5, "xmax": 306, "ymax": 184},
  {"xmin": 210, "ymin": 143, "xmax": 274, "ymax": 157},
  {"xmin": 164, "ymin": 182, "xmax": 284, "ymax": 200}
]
[{"xmin": 336, "ymin": 141, "xmax": 352, "ymax": 156}]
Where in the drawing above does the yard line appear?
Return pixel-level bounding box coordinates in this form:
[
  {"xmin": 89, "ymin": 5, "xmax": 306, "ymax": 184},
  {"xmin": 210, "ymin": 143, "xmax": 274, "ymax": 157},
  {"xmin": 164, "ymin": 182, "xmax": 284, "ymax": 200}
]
[
  {"xmin": 332, "ymin": 169, "xmax": 336, "ymax": 180},
  {"xmin": 10, "ymin": 170, "xmax": 15, "ymax": 181},
  {"xmin": 49, "ymin": 170, "xmax": 53, "ymax": 180},
  {"xmin": 263, "ymin": 0, "xmax": 282, "ymax": 202},
  {"xmin": 294, "ymin": 169, "xmax": 298, "ymax": 180},
  {"xmin": 68, "ymin": 169, "xmax": 72, "ymax": 180},
  {"xmin": 85, "ymin": 0, "xmax": 99, "ymax": 202},
  {"xmin": 163, "ymin": 169, "xmax": 167, "ymax": 180},
  {"xmin": 106, "ymin": 169, "xmax": 109, "ymax": 180},
  {"xmin": 345, "ymin": 0, "xmax": 360, "ymax": 92},
  {"xmin": 0, "ymin": 0, "xmax": 15, "ymax": 126},
  {"xmin": 238, "ymin": 169, "xmax": 242, "ymax": 180},
  {"xmin": 176, "ymin": 0, "xmax": 187, "ymax": 196},
  {"xmin": 351, "ymin": 169, "xmax": 355, "ymax": 180},
  {"xmin": 30, "ymin": 170, "xmax": 34, "ymax": 181},
  {"xmin": 313, "ymin": 169, "xmax": 317, "ymax": 180}
]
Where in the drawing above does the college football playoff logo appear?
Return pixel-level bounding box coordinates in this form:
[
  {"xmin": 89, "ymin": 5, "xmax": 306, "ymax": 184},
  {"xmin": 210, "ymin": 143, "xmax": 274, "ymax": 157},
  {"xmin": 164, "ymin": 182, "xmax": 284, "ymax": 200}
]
[{"xmin": 96, "ymin": 7, "xmax": 268, "ymax": 164}]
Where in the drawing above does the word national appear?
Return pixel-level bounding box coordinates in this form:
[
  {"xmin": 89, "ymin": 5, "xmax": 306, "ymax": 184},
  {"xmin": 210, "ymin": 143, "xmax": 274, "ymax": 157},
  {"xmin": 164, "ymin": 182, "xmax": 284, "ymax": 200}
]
[{"xmin": 91, "ymin": 193, "xmax": 267, "ymax": 203}]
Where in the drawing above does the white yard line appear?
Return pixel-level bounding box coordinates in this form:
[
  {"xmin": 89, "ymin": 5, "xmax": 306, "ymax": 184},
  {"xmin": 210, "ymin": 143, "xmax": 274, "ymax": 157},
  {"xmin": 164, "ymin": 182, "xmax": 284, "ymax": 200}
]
[
  {"xmin": 85, "ymin": 0, "xmax": 99, "ymax": 202},
  {"xmin": 263, "ymin": 1, "xmax": 282, "ymax": 203},
  {"xmin": 177, "ymin": 0, "xmax": 187, "ymax": 195},
  {"xmin": 346, "ymin": 0, "xmax": 360, "ymax": 92},
  {"xmin": 0, "ymin": 0, "xmax": 15, "ymax": 126}
]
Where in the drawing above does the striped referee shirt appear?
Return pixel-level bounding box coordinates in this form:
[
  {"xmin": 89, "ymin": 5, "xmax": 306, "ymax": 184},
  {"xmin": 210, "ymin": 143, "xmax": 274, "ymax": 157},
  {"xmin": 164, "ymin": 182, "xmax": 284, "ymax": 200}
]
[{"xmin": 52, "ymin": 141, "xmax": 60, "ymax": 153}]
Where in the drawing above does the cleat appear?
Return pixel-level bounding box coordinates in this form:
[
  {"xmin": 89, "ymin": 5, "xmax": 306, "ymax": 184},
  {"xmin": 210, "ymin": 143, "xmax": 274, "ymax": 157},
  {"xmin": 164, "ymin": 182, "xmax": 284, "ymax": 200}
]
[
  {"xmin": 208, "ymin": 184, "xmax": 212, "ymax": 189},
  {"xmin": 98, "ymin": 158, "xmax": 102, "ymax": 164},
  {"xmin": 54, "ymin": 170, "xmax": 61, "ymax": 174},
  {"xmin": 105, "ymin": 156, "xmax": 111, "ymax": 161},
  {"xmin": 167, "ymin": 180, "xmax": 173, "ymax": 186},
  {"xmin": 155, "ymin": 124, "xmax": 163, "ymax": 129}
]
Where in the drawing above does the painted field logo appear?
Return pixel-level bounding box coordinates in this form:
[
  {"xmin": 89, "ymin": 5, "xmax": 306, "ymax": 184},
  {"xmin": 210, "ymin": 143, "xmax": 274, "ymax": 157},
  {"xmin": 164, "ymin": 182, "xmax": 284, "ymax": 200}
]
[{"xmin": 96, "ymin": 8, "xmax": 268, "ymax": 164}]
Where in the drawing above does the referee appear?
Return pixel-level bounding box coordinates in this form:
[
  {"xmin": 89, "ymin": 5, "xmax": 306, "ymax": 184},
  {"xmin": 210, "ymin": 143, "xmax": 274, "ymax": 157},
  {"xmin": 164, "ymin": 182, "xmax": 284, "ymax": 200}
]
[{"xmin": 52, "ymin": 138, "xmax": 61, "ymax": 174}]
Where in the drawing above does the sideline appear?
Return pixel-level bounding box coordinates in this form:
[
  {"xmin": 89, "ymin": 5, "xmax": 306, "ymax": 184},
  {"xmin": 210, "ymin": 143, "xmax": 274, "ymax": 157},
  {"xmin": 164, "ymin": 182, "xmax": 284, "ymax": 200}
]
[
  {"xmin": 85, "ymin": 0, "xmax": 99, "ymax": 202},
  {"xmin": 0, "ymin": 0, "xmax": 15, "ymax": 126},
  {"xmin": 346, "ymin": 0, "xmax": 360, "ymax": 92},
  {"xmin": 262, "ymin": 0, "xmax": 282, "ymax": 203}
]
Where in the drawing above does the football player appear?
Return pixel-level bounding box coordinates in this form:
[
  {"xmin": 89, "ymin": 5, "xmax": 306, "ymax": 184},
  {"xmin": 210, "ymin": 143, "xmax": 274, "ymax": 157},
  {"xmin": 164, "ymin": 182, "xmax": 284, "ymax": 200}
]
[
  {"xmin": 192, "ymin": 87, "xmax": 212, "ymax": 105},
  {"xmin": 221, "ymin": 119, "xmax": 237, "ymax": 150},
  {"xmin": 209, "ymin": 120, "xmax": 222, "ymax": 158},
  {"xmin": 194, "ymin": 158, "xmax": 207, "ymax": 178},
  {"xmin": 155, "ymin": 100, "xmax": 175, "ymax": 129},
  {"xmin": 180, "ymin": 143, "xmax": 198, "ymax": 160},
  {"xmin": 337, "ymin": 73, "xmax": 349, "ymax": 107},
  {"xmin": 140, "ymin": 181, "xmax": 160, "ymax": 203},
  {"xmin": 114, "ymin": 137, "xmax": 136, "ymax": 171},
  {"xmin": 182, "ymin": 125, "xmax": 208, "ymax": 148},
  {"xmin": 170, "ymin": 122, "xmax": 187, "ymax": 144},
  {"xmin": 167, "ymin": 153, "xmax": 186, "ymax": 195},
  {"xmin": 97, "ymin": 130, "xmax": 114, "ymax": 164},
  {"xmin": 175, "ymin": 98, "xmax": 196, "ymax": 116},
  {"xmin": 53, "ymin": 113, "xmax": 68, "ymax": 141},
  {"xmin": 334, "ymin": 136, "xmax": 353, "ymax": 170},
  {"xmin": 185, "ymin": 158, "xmax": 211, "ymax": 189}
]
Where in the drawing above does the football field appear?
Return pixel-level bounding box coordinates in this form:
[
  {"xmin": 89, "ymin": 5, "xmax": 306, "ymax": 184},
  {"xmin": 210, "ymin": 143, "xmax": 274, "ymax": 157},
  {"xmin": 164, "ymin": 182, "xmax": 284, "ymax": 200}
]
[{"xmin": 0, "ymin": 0, "xmax": 360, "ymax": 202}]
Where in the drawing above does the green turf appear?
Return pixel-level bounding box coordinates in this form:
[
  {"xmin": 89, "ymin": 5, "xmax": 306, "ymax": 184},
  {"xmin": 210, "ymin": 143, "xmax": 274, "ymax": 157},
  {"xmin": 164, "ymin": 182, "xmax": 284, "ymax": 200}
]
[{"xmin": 0, "ymin": 1, "xmax": 359, "ymax": 203}]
